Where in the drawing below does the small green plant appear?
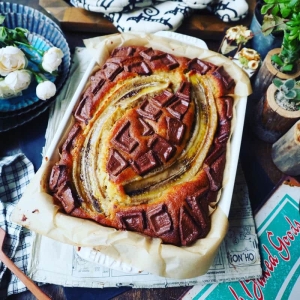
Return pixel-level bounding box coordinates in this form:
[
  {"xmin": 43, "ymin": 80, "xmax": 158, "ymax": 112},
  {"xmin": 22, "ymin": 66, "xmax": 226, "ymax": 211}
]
[
  {"xmin": 261, "ymin": 0, "xmax": 300, "ymax": 73},
  {"xmin": 273, "ymin": 78, "xmax": 300, "ymax": 105}
]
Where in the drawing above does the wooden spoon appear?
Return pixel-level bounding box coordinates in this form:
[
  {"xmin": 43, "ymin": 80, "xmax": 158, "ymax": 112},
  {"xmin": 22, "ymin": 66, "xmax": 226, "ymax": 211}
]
[{"xmin": 0, "ymin": 228, "xmax": 51, "ymax": 299}]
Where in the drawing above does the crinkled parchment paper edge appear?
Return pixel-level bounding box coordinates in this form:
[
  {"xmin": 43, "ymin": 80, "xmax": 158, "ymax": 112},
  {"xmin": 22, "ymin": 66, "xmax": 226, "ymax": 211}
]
[{"xmin": 11, "ymin": 32, "xmax": 251, "ymax": 279}]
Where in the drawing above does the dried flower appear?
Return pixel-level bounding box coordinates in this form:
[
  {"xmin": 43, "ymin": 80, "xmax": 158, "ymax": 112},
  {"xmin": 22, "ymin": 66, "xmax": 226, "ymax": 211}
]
[
  {"xmin": 42, "ymin": 47, "xmax": 64, "ymax": 73},
  {"xmin": 237, "ymin": 48, "xmax": 261, "ymax": 70},
  {"xmin": 4, "ymin": 69, "xmax": 31, "ymax": 93},
  {"xmin": 220, "ymin": 26, "xmax": 254, "ymax": 56},
  {"xmin": 225, "ymin": 26, "xmax": 253, "ymax": 44},
  {"xmin": 36, "ymin": 80, "xmax": 56, "ymax": 100},
  {"xmin": 0, "ymin": 46, "xmax": 27, "ymax": 76},
  {"xmin": 239, "ymin": 48, "xmax": 260, "ymax": 61}
]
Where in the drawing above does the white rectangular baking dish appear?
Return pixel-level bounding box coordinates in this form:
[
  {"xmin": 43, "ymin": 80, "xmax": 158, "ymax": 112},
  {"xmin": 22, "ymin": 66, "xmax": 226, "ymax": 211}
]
[{"xmin": 13, "ymin": 32, "xmax": 250, "ymax": 279}]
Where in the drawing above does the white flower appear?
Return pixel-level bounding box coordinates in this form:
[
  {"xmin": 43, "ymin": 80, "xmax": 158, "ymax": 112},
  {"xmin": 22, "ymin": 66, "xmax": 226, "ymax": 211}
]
[
  {"xmin": 42, "ymin": 47, "xmax": 63, "ymax": 73},
  {"xmin": 4, "ymin": 70, "xmax": 31, "ymax": 93},
  {"xmin": 36, "ymin": 80, "xmax": 56, "ymax": 100},
  {"xmin": 0, "ymin": 46, "xmax": 27, "ymax": 76},
  {"xmin": 0, "ymin": 79, "xmax": 21, "ymax": 99}
]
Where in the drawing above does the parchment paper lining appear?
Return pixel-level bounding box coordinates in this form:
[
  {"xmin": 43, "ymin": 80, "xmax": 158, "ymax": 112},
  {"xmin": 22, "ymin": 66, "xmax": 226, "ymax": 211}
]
[{"xmin": 11, "ymin": 33, "xmax": 251, "ymax": 279}]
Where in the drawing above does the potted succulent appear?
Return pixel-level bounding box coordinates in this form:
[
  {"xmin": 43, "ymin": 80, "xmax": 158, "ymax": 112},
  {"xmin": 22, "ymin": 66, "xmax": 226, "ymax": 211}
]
[
  {"xmin": 253, "ymin": 0, "xmax": 300, "ymax": 96},
  {"xmin": 250, "ymin": 0, "xmax": 283, "ymax": 59},
  {"xmin": 261, "ymin": 0, "xmax": 300, "ymax": 73},
  {"xmin": 252, "ymin": 78, "xmax": 300, "ymax": 143}
]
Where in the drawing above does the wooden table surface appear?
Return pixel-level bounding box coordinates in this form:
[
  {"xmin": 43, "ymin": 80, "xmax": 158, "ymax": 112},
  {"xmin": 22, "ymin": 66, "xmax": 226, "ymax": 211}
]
[{"xmin": 3, "ymin": 0, "xmax": 294, "ymax": 299}]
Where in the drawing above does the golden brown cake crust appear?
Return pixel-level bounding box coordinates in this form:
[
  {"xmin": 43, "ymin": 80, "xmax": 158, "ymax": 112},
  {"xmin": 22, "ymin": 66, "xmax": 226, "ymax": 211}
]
[{"xmin": 48, "ymin": 46, "xmax": 235, "ymax": 246}]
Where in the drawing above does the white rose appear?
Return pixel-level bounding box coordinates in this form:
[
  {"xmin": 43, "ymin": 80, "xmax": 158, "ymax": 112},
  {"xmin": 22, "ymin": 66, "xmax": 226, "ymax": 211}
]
[
  {"xmin": 42, "ymin": 47, "xmax": 64, "ymax": 73},
  {"xmin": 0, "ymin": 46, "xmax": 27, "ymax": 76},
  {"xmin": 4, "ymin": 70, "xmax": 31, "ymax": 93},
  {"xmin": 36, "ymin": 80, "xmax": 56, "ymax": 100},
  {"xmin": 0, "ymin": 79, "xmax": 21, "ymax": 99}
]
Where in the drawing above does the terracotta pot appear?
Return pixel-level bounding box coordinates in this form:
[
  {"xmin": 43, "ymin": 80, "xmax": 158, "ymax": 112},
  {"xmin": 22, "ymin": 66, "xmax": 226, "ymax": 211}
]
[{"xmin": 252, "ymin": 84, "xmax": 300, "ymax": 143}]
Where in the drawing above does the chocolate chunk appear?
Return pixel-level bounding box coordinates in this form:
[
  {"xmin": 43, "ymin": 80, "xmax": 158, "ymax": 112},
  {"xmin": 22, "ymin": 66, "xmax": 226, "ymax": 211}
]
[
  {"xmin": 179, "ymin": 206, "xmax": 201, "ymax": 246},
  {"xmin": 156, "ymin": 54, "xmax": 179, "ymax": 70},
  {"xmin": 166, "ymin": 117, "xmax": 185, "ymax": 145},
  {"xmin": 124, "ymin": 61, "xmax": 152, "ymax": 75},
  {"xmin": 151, "ymin": 90, "xmax": 175, "ymax": 107},
  {"xmin": 139, "ymin": 48, "xmax": 161, "ymax": 61},
  {"xmin": 117, "ymin": 210, "xmax": 145, "ymax": 232},
  {"xmin": 74, "ymin": 95, "xmax": 93, "ymax": 123},
  {"xmin": 166, "ymin": 98, "xmax": 189, "ymax": 119},
  {"xmin": 111, "ymin": 47, "xmax": 135, "ymax": 57},
  {"xmin": 224, "ymin": 96, "xmax": 233, "ymax": 119},
  {"xmin": 62, "ymin": 123, "xmax": 81, "ymax": 153},
  {"xmin": 56, "ymin": 182, "xmax": 79, "ymax": 214},
  {"xmin": 103, "ymin": 62, "xmax": 123, "ymax": 81},
  {"xmin": 139, "ymin": 118, "xmax": 154, "ymax": 136},
  {"xmin": 49, "ymin": 164, "xmax": 68, "ymax": 191},
  {"xmin": 216, "ymin": 120, "xmax": 231, "ymax": 144},
  {"xmin": 186, "ymin": 187, "xmax": 209, "ymax": 231},
  {"xmin": 149, "ymin": 134, "xmax": 176, "ymax": 163},
  {"xmin": 106, "ymin": 56, "xmax": 126, "ymax": 65},
  {"xmin": 91, "ymin": 78, "xmax": 106, "ymax": 95},
  {"xmin": 137, "ymin": 99, "xmax": 162, "ymax": 121},
  {"xmin": 111, "ymin": 121, "xmax": 138, "ymax": 153},
  {"xmin": 187, "ymin": 58, "xmax": 215, "ymax": 75},
  {"xmin": 204, "ymin": 143, "xmax": 226, "ymax": 166},
  {"xmin": 130, "ymin": 150, "xmax": 158, "ymax": 175},
  {"xmin": 147, "ymin": 204, "xmax": 172, "ymax": 235},
  {"xmin": 93, "ymin": 78, "xmax": 106, "ymax": 95},
  {"xmin": 176, "ymin": 81, "xmax": 191, "ymax": 102},
  {"xmin": 212, "ymin": 66, "xmax": 234, "ymax": 89},
  {"xmin": 107, "ymin": 149, "xmax": 129, "ymax": 177},
  {"xmin": 90, "ymin": 70, "xmax": 106, "ymax": 95},
  {"xmin": 206, "ymin": 190, "xmax": 218, "ymax": 203},
  {"xmin": 204, "ymin": 154, "xmax": 226, "ymax": 191},
  {"xmin": 217, "ymin": 133, "xmax": 229, "ymax": 144}
]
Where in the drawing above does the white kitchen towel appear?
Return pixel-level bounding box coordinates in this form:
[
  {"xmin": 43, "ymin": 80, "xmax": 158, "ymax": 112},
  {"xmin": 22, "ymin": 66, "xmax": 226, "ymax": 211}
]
[{"xmin": 70, "ymin": 0, "xmax": 249, "ymax": 33}]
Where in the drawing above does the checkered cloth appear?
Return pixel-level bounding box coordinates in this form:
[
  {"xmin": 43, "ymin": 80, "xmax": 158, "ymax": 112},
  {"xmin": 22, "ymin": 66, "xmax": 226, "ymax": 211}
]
[{"xmin": 0, "ymin": 154, "xmax": 35, "ymax": 298}]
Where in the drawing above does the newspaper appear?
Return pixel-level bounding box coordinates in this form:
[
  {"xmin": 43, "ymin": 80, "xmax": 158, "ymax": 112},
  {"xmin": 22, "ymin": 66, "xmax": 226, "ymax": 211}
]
[
  {"xmin": 184, "ymin": 178, "xmax": 300, "ymax": 299},
  {"xmin": 28, "ymin": 47, "xmax": 262, "ymax": 288}
]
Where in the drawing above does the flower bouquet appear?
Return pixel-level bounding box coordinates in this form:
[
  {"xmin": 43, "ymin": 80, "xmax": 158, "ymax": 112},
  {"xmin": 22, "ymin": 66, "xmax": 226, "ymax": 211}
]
[{"xmin": 0, "ymin": 15, "xmax": 64, "ymax": 101}]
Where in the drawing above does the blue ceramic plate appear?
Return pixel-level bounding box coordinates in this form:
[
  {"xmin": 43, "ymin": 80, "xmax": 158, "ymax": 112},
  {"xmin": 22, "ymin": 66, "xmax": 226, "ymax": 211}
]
[
  {"xmin": 0, "ymin": 3, "xmax": 71, "ymax": 131},
  {"xmin": 0, "ymin": 2, "xmax": 62, "ymax": 32}
]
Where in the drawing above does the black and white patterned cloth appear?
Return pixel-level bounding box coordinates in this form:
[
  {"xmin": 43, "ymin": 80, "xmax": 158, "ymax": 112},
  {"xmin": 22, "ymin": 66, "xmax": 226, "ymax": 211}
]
[
  {"xmin": 70, "ymin": 0, "xmax": 249, "ymax": 32},
  {"xmin": 0, "ymin": 154, "xmax": 34, "ymax": 298}
]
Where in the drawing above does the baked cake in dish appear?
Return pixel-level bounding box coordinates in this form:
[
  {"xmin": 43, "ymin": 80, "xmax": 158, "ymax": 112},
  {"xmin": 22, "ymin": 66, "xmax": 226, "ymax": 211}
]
[{"xmin": 48, "ymin": 45, "xmax": 235, "ymax": 246}]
